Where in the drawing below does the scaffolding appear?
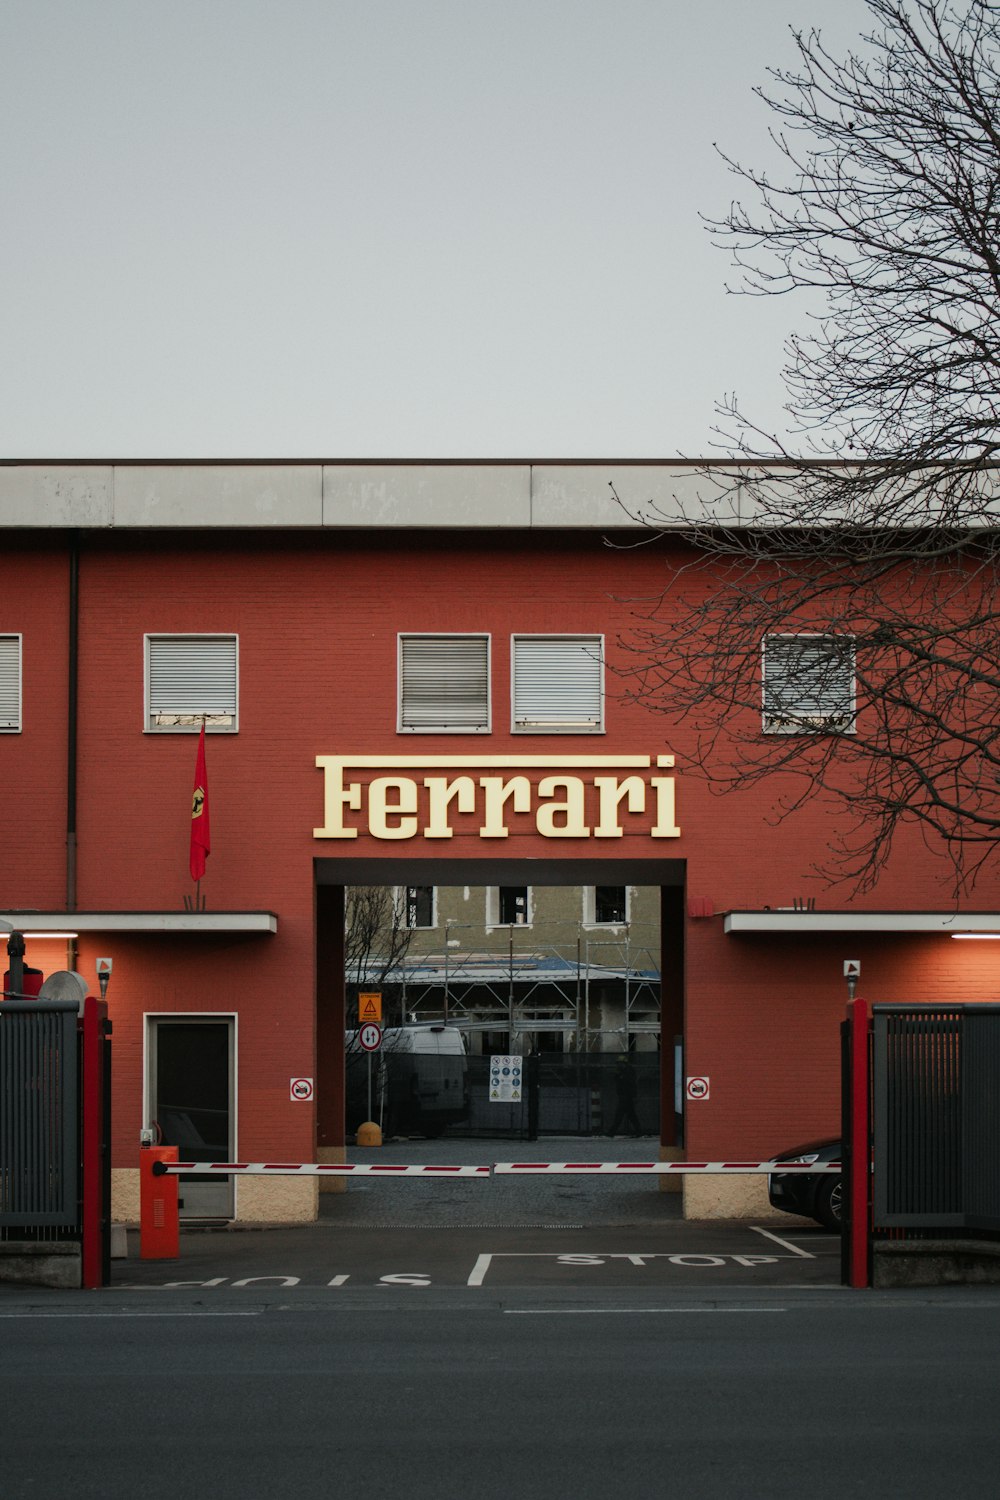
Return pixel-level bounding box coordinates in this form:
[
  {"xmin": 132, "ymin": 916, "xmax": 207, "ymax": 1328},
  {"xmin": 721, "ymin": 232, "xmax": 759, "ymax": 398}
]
[{"xmin": 347, "ymin": 927, "xmax": 661, "ymax": 1050}]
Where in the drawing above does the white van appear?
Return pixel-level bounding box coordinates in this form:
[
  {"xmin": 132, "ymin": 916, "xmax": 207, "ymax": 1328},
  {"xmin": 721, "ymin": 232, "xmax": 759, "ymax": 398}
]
[{"xmin": 345, "ymin": 1024, "xmax": 469, "ymax": 1137}]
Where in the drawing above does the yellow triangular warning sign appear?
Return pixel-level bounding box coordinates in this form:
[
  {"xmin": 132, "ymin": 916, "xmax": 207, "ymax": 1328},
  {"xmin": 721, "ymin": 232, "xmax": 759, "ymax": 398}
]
[{"xmin": 359, "ymin": 992, "xmax": 382, "ymax": 1023}]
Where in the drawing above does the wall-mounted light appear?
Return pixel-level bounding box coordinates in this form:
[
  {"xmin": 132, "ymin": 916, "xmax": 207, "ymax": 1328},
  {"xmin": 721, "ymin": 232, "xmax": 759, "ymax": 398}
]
[{"xmin": 950, "ymin": 933, "xmax": 1000, "ymax": 940}]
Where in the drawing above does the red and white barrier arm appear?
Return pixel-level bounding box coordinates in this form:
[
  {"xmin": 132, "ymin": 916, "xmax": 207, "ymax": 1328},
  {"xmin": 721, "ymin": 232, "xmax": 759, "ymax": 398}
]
[
  {"xmin": 151, "ymin": 1161, "xmax": 491, "ymax": 1177},
  {"xmin": 493, "ymin": 1160, "xmax": 842, "ymax": 1175},
  {"xmin": 151, "ymin": 1159, "xmax": 840, "ymax": 1178}
]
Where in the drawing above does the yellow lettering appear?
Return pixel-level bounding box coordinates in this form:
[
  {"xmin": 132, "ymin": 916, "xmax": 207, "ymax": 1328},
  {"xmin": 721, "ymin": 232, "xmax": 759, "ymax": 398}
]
[
  {"xmin": 479, "ymin": 776, "xmax": 532, "ymax": 838},
  {"xmin": 650, "ymin": 776, "xmax": 681, "ymax": 837},
  {"xmin": 313, "ymin": 757, "xmax": 361, "ymax": 839},
  {"xmin": 422, "ymin": 776, "xmax": 477, "ymax": 838},
  {"xmin": 536, "ymin": 776, "xmax": 589, "ymax": 838},
  {"xmin": 313, "ymin": 755, "xmax": 678, "ymax": 844},
  {"xmin": 592, "ymin": 776, "xmax": 646, "ymax": 838},
  {"xmin": 368, "ymin": 777, "xmax": 419, "ymax": 839}
]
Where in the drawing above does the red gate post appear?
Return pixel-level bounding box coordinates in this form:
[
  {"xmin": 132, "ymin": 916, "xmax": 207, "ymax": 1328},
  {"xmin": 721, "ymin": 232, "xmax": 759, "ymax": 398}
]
[
  {"xmin": 80, "ymin": 994, "xmax": 111, "ymax": 1290},
  {"xmin": 140, "ymin": 1146, "xmax": 180, "ymax": 1259},
  {"xmin": 848, "ymin": 996, "xmax": 871, "ymax": 1289}
]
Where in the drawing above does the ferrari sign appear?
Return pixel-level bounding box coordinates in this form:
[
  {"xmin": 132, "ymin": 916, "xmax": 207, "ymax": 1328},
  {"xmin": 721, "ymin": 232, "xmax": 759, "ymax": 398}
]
[{"xmin": 314, "ymin": 753, "xmax": 680, "ymax": 842}]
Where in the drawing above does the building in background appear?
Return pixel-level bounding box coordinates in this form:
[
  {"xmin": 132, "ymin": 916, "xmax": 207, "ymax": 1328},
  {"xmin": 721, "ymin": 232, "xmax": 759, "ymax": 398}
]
[{"xmin": 347, "ymin": 881, "xmax": 661, "ymax": 1053}]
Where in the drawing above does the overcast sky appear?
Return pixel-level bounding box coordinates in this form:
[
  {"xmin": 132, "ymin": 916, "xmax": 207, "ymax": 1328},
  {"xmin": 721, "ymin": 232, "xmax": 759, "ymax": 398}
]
[{"xmin": 1, "ymin": 0, "xmax": 874, "ymax": 459}]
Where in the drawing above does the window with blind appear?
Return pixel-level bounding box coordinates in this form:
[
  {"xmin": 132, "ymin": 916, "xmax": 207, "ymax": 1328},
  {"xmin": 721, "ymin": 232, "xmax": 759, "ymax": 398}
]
[
  {"xmin": 512, "ymin": 635, "xmax": 604, "ymax": 733},
  {"xmin": 762, "ymin": 634, "xmax": 855, "ymax": 734},
  {"xmin": 146, "ymin": 634, "xmax": 239, "ymax": 731},
  {"xmin": 0, "ymin": 635, "xmax": 22, "ymax": 732},
  {"xmin": 398, "ymin": 634, "xmax": 490, "ymax": 733}
]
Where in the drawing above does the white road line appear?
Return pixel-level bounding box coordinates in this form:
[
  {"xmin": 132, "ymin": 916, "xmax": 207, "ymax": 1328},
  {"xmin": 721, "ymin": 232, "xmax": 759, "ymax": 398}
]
[
  {"xmin": 504, "ymin": 1307, "xmax": 788, "ymax": 1315},
  {"xmin": 468, "ymin": 1253, "xmax": 494, "ymax": 1286},
  {"xmin": 0, "ymin": 1311, "xmax": 264, "ymax": 1319},
  {"xmin": 750, "ymin": 1225, "xmax": 816, "ymax": 1259},
  {"xmin": 464, "ymin": 1251, "xmax": 778, "ymax": 1259},
  {"xmin": 469, "ymin": 1250, "xmax": 798, "ymax": 1280}
]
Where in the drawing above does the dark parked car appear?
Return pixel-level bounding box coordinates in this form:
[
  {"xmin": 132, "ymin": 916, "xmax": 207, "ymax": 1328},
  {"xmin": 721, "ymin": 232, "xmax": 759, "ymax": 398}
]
[{"xmin": 767, "ymin": 1139, "xmax": 843, "ymax": 1230}]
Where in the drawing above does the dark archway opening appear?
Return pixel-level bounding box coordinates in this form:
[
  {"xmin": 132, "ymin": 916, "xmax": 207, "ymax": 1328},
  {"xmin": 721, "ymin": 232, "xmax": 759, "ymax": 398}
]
[{"xmin": 316, "ymin": 859, "xmax": 685, "ymax": 1155}]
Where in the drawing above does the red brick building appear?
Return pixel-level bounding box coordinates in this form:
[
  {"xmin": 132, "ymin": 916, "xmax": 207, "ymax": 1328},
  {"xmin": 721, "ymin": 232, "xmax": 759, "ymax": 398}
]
[{"xmin": 3, "ymin": 461, "xmax": 999, "ymax": 1223}]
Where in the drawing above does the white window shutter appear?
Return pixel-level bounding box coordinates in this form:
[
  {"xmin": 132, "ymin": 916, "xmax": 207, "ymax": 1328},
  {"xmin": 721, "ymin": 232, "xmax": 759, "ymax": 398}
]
[
  {"xmin": 399, "ymin": 636, "xmax": 489, "ymax": 732},
  {"xmin": 0, "ymin": 636, "xmax": 21, "ymax": 731},
  {"xmin": 513, "ymin": 636, "xmax": 603, "ymax": 731},
  {"xmin": 148, "ymin": 636, "xmax": 238, "ymax": 728},
  {"xmin": 763, "ymin": 635, "xmax": 855, "ymax": 732}
]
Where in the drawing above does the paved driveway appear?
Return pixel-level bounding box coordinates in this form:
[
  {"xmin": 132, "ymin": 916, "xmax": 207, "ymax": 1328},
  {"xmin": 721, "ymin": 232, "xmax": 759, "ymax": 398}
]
[
  {"xmin": 326, "ymin": 1132, "xmax": 689, "ymax": 1227},
  {"xmin": 114, "ymin": 1135, "xmax": 841, "ymax": 1293}
]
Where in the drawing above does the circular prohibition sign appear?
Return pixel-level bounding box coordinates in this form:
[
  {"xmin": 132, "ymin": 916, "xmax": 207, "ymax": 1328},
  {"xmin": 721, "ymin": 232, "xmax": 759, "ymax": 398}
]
[{"xmin": 359, "ymin": 1022, "xmax": 383, "ymax": 1051}]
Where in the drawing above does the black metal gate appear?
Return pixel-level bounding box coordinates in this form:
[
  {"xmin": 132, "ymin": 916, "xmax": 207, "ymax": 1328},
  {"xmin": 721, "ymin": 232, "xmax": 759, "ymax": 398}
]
[
  {"xmin": 450, "ymin": 1053, "xmax": 661, "ymax": 1140},
  {"xmin": 0, "ymin": 994, "xmax": 112, "ymax": 1288},
  {"xmin": 0, "ymin": 999, "xmax": 79, "ymax": 1229},
  {"xmin": 347, "ymin": 1049, "xmax": 662, "ymax": 1140},
  {"xmin": 872, "ymin": 1004, "xmax": 1000, "ymax": 1233}
]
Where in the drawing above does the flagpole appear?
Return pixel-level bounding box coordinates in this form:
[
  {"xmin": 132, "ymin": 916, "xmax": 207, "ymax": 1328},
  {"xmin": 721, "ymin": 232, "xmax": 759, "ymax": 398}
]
[
  {"xmin": 197, "ymin": 714, "xmax": 204, "ymax": 911},
  {"xmin": 198, "ymin": 714, "xmax": 203, "ymax": 910},
  {"xmin": 187, "ymin": 715, "xmax": 210, "ymax": 910}
]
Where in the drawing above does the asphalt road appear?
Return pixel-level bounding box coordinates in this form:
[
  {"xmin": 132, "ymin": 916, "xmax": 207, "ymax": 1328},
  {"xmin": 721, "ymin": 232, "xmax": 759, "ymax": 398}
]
[
  {"xmin": 4, "ymin": 1286, "xmax": 1000, "ymax": 1499},
  {"xmin": 6, "ymin": 1137, "xmax": 998, "ymax": 1497},
  {"xmin": 113, "ymin": 1220, "xmax": 841, "ymax": 1292},
  {"xmin": 322, "ymin": 1132, "xmax": 689, "ymax": 1227}
]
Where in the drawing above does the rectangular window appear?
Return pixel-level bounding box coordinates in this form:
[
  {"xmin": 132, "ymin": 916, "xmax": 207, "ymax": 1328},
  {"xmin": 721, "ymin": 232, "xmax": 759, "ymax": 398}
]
[
  {"xmin": 146, "ymin": 634, "xmax": 238, "ymax": 732},
  {"xmin": 403, "ymin": 886, "xmax": 436, "ymax": 929},
  {"xmin": 497, "ymin": 886, "xmax": 530, "ymax": 925},
  {"xmin": 512, "ymin": 635, "xmax": 604, "ymax": 733},
  {"xmin": 592, "ymin": 886, "xmax": 628, "ymax": 925},
  {"xmin": 762, "ymin": 634, "xmax": 855, "ymax": 734},
  {"xmin": 0, "ymin": 635, "xmax": 22, "ymax": 732},
  {"xmin": 398, "ymin": 634, "xmax": 490, "ymax": 733}
]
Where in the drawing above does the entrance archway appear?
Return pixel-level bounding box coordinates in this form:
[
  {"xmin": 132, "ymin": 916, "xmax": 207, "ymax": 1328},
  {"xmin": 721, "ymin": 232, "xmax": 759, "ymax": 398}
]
[{"xmin": 315, "ymin": 858, "xmax": 685, "ymax": 1160}]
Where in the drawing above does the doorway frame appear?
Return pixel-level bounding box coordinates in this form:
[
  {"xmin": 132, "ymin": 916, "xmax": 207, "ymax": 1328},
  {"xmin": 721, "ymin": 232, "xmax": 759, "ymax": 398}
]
[
  {"xmin": 143, "ymin": 1010, "xmax": 239, "ymax": 1220},
  {"xmin": 316, "ymin": 857, "xmax": 685, "ymax": 1154}
]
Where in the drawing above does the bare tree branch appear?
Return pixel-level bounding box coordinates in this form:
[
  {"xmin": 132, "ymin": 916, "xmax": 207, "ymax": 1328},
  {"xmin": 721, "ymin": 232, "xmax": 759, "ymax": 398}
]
[
  {"xmin": 616, "ymin": 1, "xmax": 1000, "ymax": 892},
  {"xmin": 344, "ymin": 886, "xmax": 413, "ymax": 989}
]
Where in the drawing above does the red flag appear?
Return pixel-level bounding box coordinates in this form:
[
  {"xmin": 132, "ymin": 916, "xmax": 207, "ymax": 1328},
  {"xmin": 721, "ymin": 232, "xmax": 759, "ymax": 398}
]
[{"xmin": 189, "ymin": 723, "xmax": 211, "ymax": 881}]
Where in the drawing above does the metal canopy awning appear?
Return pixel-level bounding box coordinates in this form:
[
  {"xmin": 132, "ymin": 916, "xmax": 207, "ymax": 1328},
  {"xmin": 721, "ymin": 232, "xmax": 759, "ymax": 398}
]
[
  {"xmin": 0, "ymin": 911, "xmax": 277, "ymax": 935},
  {"xmin": 725, "ymin": 911, "xmax": 1000, "ymax": 936},
  {"xmin": 355, "ymin": 954, "xmax": 660, "ymax": 984}
]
